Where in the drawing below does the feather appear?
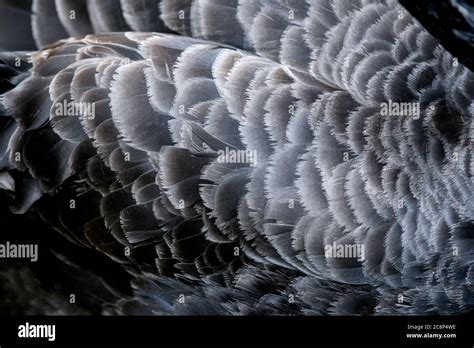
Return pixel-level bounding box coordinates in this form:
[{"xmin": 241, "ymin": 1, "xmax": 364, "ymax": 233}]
[
  {"xmin": 120, "ymin": 0, "xmax": 166, "ymax": 32},
  {"xmin": 0, "ymin": 0, "xmax": 472, "ymax": 315},
  {"xmin": 110, "ymin": 61, "xmax": 173, "ymax": 153},
  {"xmin": 54, "ymin": 0, "xmax": 93, "ymax": 37},
  {"xmin": 87, "ymin": 0, "xmax": 129, "ymax": 33},
  {"xmin": 32, "ymin": 0, "xmax": 68, "ymax": 48}
]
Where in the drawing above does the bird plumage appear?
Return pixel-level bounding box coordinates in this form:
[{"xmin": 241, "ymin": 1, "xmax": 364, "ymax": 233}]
[{"xmin": 0, "ymin": 0, "xmax": 472, "ymax": 315}]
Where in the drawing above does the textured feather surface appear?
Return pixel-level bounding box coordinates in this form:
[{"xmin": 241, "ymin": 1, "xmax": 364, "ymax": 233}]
[{"xmin": 0, "ymin": 0, "xmax": 473, "ymax": 316}]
